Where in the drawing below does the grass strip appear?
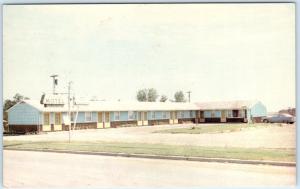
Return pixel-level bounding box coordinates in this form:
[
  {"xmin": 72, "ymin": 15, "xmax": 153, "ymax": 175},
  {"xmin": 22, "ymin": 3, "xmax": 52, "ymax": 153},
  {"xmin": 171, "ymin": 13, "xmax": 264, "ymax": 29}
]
[
  {"xmin": 3, "ymin": 140, "xmax": 295, "ymax": 162},
  {"xmin": 153, "ymin": 124, "xmax": 278, "ymax": 134}
]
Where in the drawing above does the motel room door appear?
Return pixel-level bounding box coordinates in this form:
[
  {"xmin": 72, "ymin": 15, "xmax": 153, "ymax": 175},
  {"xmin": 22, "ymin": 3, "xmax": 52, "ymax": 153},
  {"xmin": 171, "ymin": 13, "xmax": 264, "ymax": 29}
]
[
  {"xmin": 43, "ymin": 112, "xmax": 51, "ymax": 132},
  {"xmin": 169, "ymin": 111, "xmax": 178, "ymax": 124},
  {"xmin": 97, "ymin": 112, "xmax": 104, "ymax": 129},
  {"xmin": 138, "ymin": 112, "xmax": 142, "ymax": 126},
  {"xmin": 221, "ymin": 110, "xmax": 226, "ymax": 123},
  {"xmin": 142, "ymin": 112, "xmax": 148, "ymax": 126},
  {"xmin": 173, "ymin": 111, "xmax": 178, "ymax": 124},
  {"xmin": 137, "ymin": 112, "xmax": 148, "ymax": 126},
  {"xmin": 196, "ymin": 111, "xmax": 205, "ymax": 123},
  {"xmin": 169, "ymin": 111, "xmax": 174, "ymax": 124},
  {"xmin": 104, "ymin": 112, "xmax": 111, "ymax": 128},
  {"xmin": 54, "ymin": 113, "xmax": 62, "ymax": 131}
]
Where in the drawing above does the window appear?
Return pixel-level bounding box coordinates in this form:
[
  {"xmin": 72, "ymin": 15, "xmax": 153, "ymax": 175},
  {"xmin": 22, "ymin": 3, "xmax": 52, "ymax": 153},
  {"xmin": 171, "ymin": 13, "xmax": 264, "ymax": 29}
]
[
  {"xmin": 232, "ymin": 110, "xmax": 239, "ymax": 118},
  {"xmin": 204, "ymin": 111, "xmax": 211, "ymax": 118},
  {"xmin": 114, "ymin": 111, "xmax": 120, "ymax": 121},
  {"xmin": 227, "ymin": 111, "xmax": 233, "ymax": 117},
  {"xmin": 189, "ymin": 111, "xmax": 193, "ymax": 118},
  {"xmin": 162, "ymin": 111, "xmax": 167, "ymax": 119},
  {"xmin": 180, "ymin": 111, "xmax": 184, "ymax": 118},
  {"xmin": 85, "ymin": 112, "xmax": 92, "ymax": 122},
  {"xmin": 128, "ymin": 111, "xmax": 136, "ymax": 120},
  {"xmin": 215, "ymin": 111, "xmax": 221, "ymax": 118},
  {"xmin": 55, "ymin": 113, "xmax": 61, "ymax": 125},
  {"xmin": 151, "ymin": 112, "xmax": 156, "ymax": 119}
]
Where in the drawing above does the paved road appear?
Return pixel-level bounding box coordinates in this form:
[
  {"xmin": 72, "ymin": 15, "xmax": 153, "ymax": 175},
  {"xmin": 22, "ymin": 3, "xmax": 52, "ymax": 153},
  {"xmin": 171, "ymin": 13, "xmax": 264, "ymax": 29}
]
[
  {"xmin": 4, "ymin": 150, "xmax": 295, "ymax": 188},
  {"xmin": 4, "ymin": 124, "xmax": 295, "ymax": 148}
]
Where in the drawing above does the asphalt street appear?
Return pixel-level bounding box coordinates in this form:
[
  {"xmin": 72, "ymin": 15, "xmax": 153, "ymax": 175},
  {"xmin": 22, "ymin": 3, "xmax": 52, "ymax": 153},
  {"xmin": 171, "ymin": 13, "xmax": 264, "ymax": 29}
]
[{"xmin": 3, "ymin": 150, "xmax": 295, "ymax": 188}]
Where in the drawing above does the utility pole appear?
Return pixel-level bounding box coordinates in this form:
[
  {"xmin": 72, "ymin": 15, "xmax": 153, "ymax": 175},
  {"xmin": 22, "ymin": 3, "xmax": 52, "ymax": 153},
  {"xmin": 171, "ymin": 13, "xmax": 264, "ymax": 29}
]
[
  {"xmin": 50, "ymin": 74, "xmax": 58, "ymax": 94},
  {"xmin": 186, "ymin": 91, "xmax": 191, "ymax": 103},
  {"xmin": 68, "ymin": 81, "xmax": 72, "ymax": 143}
]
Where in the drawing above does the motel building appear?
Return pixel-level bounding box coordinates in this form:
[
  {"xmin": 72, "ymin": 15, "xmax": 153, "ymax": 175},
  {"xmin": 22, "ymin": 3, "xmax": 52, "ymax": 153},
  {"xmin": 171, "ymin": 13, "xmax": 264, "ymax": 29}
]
[{"xmin": 7, "ymin": 94, "xmax": 267, "ymax": 134}]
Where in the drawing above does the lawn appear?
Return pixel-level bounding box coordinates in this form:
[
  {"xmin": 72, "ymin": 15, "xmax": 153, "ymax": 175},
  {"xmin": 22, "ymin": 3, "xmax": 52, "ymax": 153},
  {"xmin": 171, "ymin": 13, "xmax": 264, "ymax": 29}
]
[
  {"xmin": 153, "ymin": 123, "xmax": 273, "ymax": 134},
  {"xmin": 3, "ymin": 140, "xmax": 295, "ymax": 162}
]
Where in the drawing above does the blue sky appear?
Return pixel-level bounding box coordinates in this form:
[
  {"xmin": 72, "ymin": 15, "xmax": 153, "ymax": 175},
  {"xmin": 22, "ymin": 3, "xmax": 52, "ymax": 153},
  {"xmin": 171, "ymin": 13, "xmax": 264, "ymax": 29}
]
[{"xmin": 3, "ymin": 4, "xmax": 295, "ymax": 111}]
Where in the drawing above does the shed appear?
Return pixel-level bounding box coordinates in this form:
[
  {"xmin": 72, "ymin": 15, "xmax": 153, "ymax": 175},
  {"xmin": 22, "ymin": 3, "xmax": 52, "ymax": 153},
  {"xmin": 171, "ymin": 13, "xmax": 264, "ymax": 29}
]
[{"xmin": 7, "ymin": 100, "xmax": 43, "ymax": 133}]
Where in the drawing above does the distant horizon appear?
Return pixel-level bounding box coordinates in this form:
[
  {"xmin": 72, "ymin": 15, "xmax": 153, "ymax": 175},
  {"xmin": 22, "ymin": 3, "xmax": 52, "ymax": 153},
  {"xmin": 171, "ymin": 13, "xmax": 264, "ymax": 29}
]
[{"xmin": 3, "ymin": 4, "xmax": 295, "ymax": 112}]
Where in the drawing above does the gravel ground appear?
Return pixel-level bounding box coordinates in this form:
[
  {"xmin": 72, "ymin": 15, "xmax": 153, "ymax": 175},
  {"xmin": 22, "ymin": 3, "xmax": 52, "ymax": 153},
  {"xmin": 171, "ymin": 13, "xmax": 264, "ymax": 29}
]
[
  {"xmin": 3, "ymin": 150, "xmax": 296, "ymax": 188},
  {"xmin": 4, "ymin": 123, "xmax": 296, "ymax": 148}
]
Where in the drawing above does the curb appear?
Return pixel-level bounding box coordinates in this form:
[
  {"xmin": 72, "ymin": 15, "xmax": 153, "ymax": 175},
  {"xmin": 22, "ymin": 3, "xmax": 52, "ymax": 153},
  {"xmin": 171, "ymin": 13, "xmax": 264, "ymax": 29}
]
[{"xmin": 4, "ymin": 148, "xmax": 296, "ymax": 167}]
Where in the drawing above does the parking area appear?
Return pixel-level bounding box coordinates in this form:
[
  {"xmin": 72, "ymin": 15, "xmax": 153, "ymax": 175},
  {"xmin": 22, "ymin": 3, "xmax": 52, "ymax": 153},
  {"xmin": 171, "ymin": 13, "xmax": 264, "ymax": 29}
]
[{"xmin": 4, "ymin": 123, "xmax": 295, "ymax": 148}]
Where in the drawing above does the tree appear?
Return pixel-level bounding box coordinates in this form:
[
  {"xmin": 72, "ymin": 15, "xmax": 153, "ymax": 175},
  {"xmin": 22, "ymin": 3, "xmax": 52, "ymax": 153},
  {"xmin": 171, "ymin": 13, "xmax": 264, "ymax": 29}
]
[
  {"xmin": 3, "ymin": 99, "xmax": 15, "ymax": 112},
  {"xmin": 13, "ymin": 93, "xmax": 28, "ymax": 102},
  {"xmin": 174, "ymin": 91, "xmax": 186, "ymax": 102},
  {"xmin": 4, "ymin": 93, "xmax": 27, "ymax": 111},
  {"xmin": 160, "ymin": 95, "xmax": 168, "ymax": 102},
  {"xmin": 136, "ymin": 89, "xmax": 147, "ymax": 102},
  {"xmin": 3, "ymin": 93, "xmax": 29, "ymax": 120},
  {"xmin": 147, "ymin": 88, "xmax": 158, "ymax": 102},
  {"xmin": 136, "ymin": 88, "xmax": 158, "ymax": 102}
]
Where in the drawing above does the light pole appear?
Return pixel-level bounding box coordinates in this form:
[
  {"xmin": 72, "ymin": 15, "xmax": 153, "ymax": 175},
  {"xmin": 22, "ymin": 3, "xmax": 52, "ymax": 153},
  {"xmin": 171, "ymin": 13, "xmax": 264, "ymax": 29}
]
[{"xmin": 68, "ymin": 81, "xmax": 73, "ymax": 143}]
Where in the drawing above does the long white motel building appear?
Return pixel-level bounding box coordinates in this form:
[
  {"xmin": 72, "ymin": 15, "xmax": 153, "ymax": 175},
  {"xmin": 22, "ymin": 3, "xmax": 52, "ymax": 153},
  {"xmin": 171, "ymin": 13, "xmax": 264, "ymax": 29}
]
[{"xmin": 7, "ymin": 94, "xmax": 267, "ymax": 133}]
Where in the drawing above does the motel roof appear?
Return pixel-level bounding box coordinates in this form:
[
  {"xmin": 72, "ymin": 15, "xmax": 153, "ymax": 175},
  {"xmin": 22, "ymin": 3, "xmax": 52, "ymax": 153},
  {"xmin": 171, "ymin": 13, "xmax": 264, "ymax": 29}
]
[
  {"xmin": 19, "ymin": 100, "xmax": 199, "ymax": 112},
  {"xmin": 11, "ymin": 99, "xmax": 261, "ymax": 112},
  {"xmin": 195, "ymin": 100, "xmax": 260, "ymax": 110}
]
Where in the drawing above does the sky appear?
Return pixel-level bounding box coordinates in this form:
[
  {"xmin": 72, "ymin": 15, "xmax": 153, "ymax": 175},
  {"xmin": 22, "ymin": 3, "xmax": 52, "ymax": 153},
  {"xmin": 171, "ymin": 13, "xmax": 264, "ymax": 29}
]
[{"xmin": 3, "ymin": 3, "xmax": 295, "ymax": 112}]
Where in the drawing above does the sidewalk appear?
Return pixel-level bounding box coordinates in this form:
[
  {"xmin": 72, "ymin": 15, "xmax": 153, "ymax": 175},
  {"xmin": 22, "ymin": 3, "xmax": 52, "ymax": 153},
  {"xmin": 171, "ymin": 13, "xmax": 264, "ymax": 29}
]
[{"xmin": 4, "ymin": 148, "xmax": 296, "ymax": 167}]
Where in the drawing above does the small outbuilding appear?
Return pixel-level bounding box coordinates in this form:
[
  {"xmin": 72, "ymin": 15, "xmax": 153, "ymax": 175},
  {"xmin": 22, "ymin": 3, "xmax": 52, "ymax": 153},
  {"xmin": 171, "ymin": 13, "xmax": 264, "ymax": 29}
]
[{"xmin": 7, "ymin": 100, "xmax": 43, "ymax": 134}]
